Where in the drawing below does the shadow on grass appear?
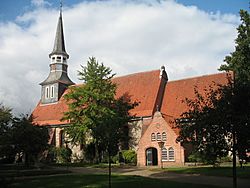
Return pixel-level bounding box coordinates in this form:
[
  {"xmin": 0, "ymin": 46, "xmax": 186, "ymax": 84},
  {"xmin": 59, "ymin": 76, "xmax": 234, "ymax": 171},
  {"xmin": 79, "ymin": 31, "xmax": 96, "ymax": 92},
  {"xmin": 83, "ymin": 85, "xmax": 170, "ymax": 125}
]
[
  {"xmin": 9, "ymin": 174, "xmax": 220, "ymax": 188},
  {"xmin": 162, "ymin": 166, "xmax": 250, "ymax": 179}
]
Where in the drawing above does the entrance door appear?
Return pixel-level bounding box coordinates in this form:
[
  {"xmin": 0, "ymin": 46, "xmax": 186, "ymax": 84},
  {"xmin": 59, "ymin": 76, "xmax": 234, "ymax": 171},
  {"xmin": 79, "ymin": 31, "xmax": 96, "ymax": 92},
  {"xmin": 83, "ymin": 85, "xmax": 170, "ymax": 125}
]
[{"xmin": 146, "ymin": 147, "xmax": 158, "ymax": 166}]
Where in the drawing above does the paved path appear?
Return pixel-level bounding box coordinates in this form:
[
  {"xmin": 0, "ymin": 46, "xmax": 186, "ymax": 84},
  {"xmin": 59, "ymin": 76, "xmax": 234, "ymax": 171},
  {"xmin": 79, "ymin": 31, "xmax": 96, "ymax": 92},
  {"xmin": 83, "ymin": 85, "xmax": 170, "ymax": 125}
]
[{"xmin": 67, "ymin": 166, "xmax": 250, "ymax": 188}]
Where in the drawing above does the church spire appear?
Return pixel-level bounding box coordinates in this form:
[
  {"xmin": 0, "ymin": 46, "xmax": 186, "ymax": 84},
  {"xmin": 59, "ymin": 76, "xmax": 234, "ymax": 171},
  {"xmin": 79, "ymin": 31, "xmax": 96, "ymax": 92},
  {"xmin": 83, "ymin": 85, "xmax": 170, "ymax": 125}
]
[
  {"xmin": 49, "ymin": 4, "xmax": 69, "ymax": 58},
  {"xmin": 40, "ymin": 3, "xmax": 74, "ymax": 105}
]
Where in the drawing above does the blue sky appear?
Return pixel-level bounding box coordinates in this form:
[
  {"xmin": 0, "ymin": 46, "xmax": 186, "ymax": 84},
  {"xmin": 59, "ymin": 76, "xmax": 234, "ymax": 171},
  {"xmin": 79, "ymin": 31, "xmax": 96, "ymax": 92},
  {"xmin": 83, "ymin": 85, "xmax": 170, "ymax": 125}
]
[
  {"xmin": 0, "ymin": 0, "xmax": 249, "ymax": 21},
  {"xmin": 0, "ymin": 0, "xmax": 248, "ymax": 114}
]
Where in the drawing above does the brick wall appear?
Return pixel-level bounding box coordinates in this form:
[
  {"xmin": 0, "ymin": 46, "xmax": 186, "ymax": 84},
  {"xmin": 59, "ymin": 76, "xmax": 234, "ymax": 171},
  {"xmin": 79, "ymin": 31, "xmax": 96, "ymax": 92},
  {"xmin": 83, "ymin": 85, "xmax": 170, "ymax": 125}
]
[{"xmin": 137, "ymin": 111, "xmax": 185, "ymax": 167}]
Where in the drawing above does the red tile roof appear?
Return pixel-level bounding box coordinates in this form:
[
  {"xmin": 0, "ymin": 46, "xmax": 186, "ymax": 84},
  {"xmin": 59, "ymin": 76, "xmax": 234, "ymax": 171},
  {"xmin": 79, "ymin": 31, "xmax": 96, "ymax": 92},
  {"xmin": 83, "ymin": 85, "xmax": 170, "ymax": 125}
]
[
  {"xmin": 32, "ymin": 70, "xmax": 162, "ymax": 126},
  {"xmin": 32, "ymin": 70, "xmax": 231, "ymax": 127},
  {"xmin": 113, "ymin": 70, "xmax": 162, "ymax": 117},
  {"xmin": 161, "ymin": 72, "xmax": 231, "ymax": 119}
]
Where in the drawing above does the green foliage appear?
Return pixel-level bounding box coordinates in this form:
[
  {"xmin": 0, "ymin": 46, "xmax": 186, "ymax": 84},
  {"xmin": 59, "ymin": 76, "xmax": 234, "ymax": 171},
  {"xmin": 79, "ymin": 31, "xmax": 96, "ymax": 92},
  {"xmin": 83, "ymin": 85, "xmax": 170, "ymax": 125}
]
[
  {"xmin": 84, "ymin": 142, "xmax": 95, "ymax": 163},
  {"xmin": 47, "ymin": 146, "xmax": 72, "ymax": 163},
  {"xmin": 121, "ymin": 150, "xmax": 137, "ymax": 164},
  {"xmin": 0, "ymin": 104, "xmax": 14, "ymax": 163},
  {"xmin": 219, "ymin": 9, "xmax": 250, "ymax": 160},
  {"xmin": 0, "ymin": 106, "xmax": 49, "ymax": 165},
  {"xmin": 56, "ymin": 147, "xmax": 72, "ymax": 163},
  {"xmin": 188, "ymin": 152, "xmax": 204, "ymax": 163},
  {"xmin": 111, "ymin": 150, "xmax": 137, "ymax": 164},
  {"xmin": 177, "ymin": 10, "xmax": 250, "ymax": 165},
  {"xmin": 63, "ymin": 57, "xmax": 138, "ymax": 162},
  {"xmin": 219, "ymin": 10, "xmax": 250, "ymax": 84},
  {"xmin": 177, "ymin": 85, "xmax": 230, "ymax": 165},
  {"xmin": 12, "ymin": 115, "xmax": 49, "ymax": 165}
]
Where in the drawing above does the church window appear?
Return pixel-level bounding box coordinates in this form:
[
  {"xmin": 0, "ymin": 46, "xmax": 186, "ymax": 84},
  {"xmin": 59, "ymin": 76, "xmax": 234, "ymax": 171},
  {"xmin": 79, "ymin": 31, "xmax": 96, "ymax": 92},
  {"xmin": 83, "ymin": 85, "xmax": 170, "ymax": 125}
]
[
  {"xmin": 45, "ymin": 86, "xmax": 49, "ymax": 99},
  {"xmin": 59, "ymin": 130, "xmax": 64, "ymax": 147},
  {"xmin": 162, "ymin": 147, "xmax": 168, "ymax": 161},
  {"xmin": 151, "ymin": 133, "xmax": 156, "ymax": 141},
  {"xmin": 162, "ymin": 132, "xmax": 166, "ymax": 141},
  {"xmin": 168, "ymin": 147, "xmax": 175, "ymax": 161},
  {"xmin": 50, "ymin": 85, "xmax": 55, "ymax": 98},
  {"xmin": 157, "ymin": 133, "xmax": 161, "ymax": 141}
]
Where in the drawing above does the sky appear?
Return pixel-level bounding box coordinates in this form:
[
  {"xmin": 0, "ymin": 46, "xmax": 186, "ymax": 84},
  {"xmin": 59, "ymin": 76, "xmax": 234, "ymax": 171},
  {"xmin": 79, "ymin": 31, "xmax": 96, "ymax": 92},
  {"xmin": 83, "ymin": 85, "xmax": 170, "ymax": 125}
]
[{"xmin": 0, "ymin": 0, "xmax": 249, "ymax": 115}]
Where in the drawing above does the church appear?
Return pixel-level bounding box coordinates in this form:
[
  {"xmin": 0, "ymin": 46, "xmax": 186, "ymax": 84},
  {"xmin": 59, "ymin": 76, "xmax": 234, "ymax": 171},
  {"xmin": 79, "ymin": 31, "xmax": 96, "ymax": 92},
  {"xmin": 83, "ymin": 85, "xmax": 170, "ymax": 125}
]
[{"xmin": 32, "ymin": 11, "xmax": 230, "ymax": 167}]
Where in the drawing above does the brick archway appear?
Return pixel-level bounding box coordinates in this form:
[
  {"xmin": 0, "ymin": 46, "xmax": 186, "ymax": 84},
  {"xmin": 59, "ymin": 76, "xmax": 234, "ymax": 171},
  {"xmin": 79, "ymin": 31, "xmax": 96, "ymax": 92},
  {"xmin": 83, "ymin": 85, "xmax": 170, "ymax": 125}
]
[{"xmin": 146, "ymin": 147, "xmax": 158, "ymax": 166}]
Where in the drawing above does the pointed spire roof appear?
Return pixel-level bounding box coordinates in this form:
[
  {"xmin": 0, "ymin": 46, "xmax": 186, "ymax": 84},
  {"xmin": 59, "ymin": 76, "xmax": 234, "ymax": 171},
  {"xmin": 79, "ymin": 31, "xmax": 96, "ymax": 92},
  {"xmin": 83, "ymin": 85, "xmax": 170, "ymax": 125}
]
[{"xmin": 49, "ymin": 11, "xmax": 69, "ymax": 58}]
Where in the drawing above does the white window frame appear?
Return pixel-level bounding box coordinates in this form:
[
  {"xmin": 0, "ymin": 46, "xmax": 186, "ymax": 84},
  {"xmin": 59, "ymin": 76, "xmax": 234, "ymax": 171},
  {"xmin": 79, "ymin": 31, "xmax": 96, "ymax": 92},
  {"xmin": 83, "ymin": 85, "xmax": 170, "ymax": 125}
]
[
  {"xmin": 162, "ymin": 147, "xmax": 168, "ymax": 161},
  {"xmin": 162, "ymin": 132, "xmax": 167, "ymax": 141},
  {"xmin": 50, "ymin": 85, "xmax": 55, "ymax": 98},
  {"xmin": 151, "ymin": 133, "xmax": 156, "ymax": 141},
  {"xmin": 157, "ymin": 133, "xmax": 161, "ymax": 141},
  {"xmin": 168, "ymin": 147, "xmax": 175, "ymax": 161},
  {"xmin": 45, "ymin": 86, "xmax": 49, "ymax": 99}
]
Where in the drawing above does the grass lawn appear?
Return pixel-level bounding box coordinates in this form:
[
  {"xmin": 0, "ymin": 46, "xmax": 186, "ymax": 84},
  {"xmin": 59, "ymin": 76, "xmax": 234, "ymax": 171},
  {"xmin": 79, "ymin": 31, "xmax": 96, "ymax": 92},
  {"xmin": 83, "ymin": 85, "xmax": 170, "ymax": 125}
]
[
  {"xmin": 161, "ymin": 166, "xmax": 250, "ymax": 179},
  {"xmin": 8, "ymin": 174, "xmax": 220, "ymax": 188}
]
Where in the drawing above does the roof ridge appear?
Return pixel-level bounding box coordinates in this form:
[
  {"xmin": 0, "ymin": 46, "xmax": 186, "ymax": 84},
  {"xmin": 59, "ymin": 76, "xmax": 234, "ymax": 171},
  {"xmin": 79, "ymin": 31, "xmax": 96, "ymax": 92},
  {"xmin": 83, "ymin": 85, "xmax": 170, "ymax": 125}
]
[
  {"xmin": 169, "ymin": 72, "xmax": 231, "ymax": 83},
  {"xmin": 113, "ymin": 69, "xmax": 160, "ymax": 79}
]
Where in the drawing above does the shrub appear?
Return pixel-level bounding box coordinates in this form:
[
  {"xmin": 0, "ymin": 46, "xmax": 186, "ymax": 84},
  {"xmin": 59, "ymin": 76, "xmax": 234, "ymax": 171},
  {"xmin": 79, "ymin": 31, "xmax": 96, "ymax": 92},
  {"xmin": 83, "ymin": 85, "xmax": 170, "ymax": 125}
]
[
  {"xmin": 121, "ymin": 150, "xmax": 137, "ymax": 164},
  {"xmin": 47, "ymin": 146, "xmax": 72, "ymax": 163},
  {"xmin": 56, "ymin": 147, "xmax": 72, "ymax": 163}
]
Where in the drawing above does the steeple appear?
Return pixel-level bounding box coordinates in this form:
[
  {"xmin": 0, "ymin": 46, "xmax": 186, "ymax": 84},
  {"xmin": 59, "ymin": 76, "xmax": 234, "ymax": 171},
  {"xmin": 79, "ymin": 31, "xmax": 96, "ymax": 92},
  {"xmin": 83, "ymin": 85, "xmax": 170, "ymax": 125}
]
[
  {"xmin": 49, "ymin": 10, "xmax": 69, "ymax": 58},
  {"xmin": 40, "ymin": 6, "xmax": 74, "ymax": 105}
]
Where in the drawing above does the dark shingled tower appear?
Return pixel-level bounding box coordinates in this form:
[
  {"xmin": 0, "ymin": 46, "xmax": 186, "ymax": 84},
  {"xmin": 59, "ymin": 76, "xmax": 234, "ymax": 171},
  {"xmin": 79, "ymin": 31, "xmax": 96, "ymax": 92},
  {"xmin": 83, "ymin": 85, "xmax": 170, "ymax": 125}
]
[{"xmin": 40, "ymin": 8, "xmax": 74, "ymax": 104}]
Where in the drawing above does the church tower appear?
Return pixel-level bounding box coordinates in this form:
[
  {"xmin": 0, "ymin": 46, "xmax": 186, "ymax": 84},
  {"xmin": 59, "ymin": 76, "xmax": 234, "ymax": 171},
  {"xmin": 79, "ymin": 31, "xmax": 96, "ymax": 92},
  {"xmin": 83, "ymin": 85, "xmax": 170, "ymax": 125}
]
[{"xmin": 40, "ymin": 9, "xmax": 74, "ymax": 104}]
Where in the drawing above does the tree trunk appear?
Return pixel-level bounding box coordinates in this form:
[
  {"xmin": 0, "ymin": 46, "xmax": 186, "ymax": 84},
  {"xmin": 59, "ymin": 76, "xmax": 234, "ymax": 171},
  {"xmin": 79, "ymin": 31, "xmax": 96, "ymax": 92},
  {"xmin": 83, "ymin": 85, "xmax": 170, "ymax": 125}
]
[
  {"xmin": 94, "ymin": 142, "xmax": 99, "ymax": 163},
  {"xmin": 108, "ymin": 148, "xmax": 111, "ymax": 188},
  {"xmin": 232, "ymin": 128, "xmax": 237, "ymax": 188}
]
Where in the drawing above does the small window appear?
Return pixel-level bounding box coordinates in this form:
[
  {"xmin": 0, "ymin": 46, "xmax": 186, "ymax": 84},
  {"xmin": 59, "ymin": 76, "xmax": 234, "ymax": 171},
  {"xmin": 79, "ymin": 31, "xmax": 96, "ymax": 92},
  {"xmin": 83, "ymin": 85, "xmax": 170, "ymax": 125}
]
[
  {"xmin": 59, "ymin": 130, "xmax": 64, "ymax": 147},
  {"xmin": 162, "ymin": 147, "xmax": 168, "ymax": 161},
  {"xmin": 151, "ymin": 133, "xmax": 156, "ymax": 141},
  {"xmin": 45, "ymin": 87, "xmax": 49, "ymax": 99},
  {"xmin": 168, "ymin": 147, "xmax": 175, "ymax": 161},
  {"xmin": 57, "ymin": 56, "xmax": 62, "ymax": 59},
  {"xmin": 50, "ymin": 85, "xmax": 54, "ymax": 98},
  {"xmin": 162, "ymin": 132, "xmax": 166, "ymax": 141},
  {"xmin": 157, "ymin": 133, "xmax": 161, "ymax": 141}
]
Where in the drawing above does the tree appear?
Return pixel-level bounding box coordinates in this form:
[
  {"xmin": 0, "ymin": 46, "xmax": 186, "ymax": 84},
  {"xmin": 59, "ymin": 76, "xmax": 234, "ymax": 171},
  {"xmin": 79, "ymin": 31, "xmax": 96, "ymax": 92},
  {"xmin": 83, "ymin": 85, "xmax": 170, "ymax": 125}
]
[
  {"xmin": 0, "ymin": 105, "xmax": 49, "ymax": 165},
  {"xmin": 176, "ymin": 85, "xmax": 230, "ymax": 165},
  {"xmin": 219, "ymin": 10, "xmax": 250, "ymax": 188},
  {"xmin": 220, "ymin": 10, "xmax": 250, "ymax": 84},
  {"xmin": 63, "ymin": 57, "xmax": 137, "ymax": 187},
  {"xmin": 0, "ymin": 104, "xmax": 14, "ymax": 163},
  {"xmin": 12, "ymin": 115, "xmax": 49, "ymax": 165},
  {"xmin": 177, "ymin": 10, "xmax": 250, "ymax": 188},
  {"xmin": 219, "ymin": 10, "xmax": 250, "ymax": 158},
  {"xmin": 63, "ymin": 57, "xmax": 137, "ymax": 162}
]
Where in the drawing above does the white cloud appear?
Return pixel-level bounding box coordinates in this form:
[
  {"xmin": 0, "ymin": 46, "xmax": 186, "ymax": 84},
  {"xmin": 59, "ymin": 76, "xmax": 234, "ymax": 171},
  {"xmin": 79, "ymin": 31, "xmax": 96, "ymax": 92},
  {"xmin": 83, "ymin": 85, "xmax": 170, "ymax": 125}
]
[
  {"xmin": 31, "ymin": 0, "xmax": 51, "ymax": 8},
  {"xmin": 0, "ymin": 0, "xmax": 239, "ymax": 114}
]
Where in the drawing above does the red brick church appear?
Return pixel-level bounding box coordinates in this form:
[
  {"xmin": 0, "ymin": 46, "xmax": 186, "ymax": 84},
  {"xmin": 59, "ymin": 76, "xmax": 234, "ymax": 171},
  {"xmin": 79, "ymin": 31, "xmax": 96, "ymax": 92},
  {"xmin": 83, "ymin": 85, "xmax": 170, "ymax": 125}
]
[{"xmin": 32, "ymin": 11, "xmax": 229, "ymax": 167}]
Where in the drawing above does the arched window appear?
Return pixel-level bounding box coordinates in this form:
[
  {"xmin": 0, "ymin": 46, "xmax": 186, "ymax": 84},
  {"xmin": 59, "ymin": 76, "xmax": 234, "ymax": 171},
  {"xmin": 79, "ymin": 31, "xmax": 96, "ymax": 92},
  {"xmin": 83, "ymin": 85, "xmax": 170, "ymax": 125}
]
[
  {"xmin": 151, "ymin": 133, "xmax": 156, "ymax": 141},
  {"xmin": 162, "ymin": 132, "xmax": 166, "ymax": 141},
  {"xmin": 162, "ymin": 147, "xmax": 168, "ymax": 161},
  {"xmin": 168, "ymin": 147, "xmax": 175, "ymax": 161},
  {"xmin": 157, "ymin": 133, "xmax": 161, "ymax": 141}
]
